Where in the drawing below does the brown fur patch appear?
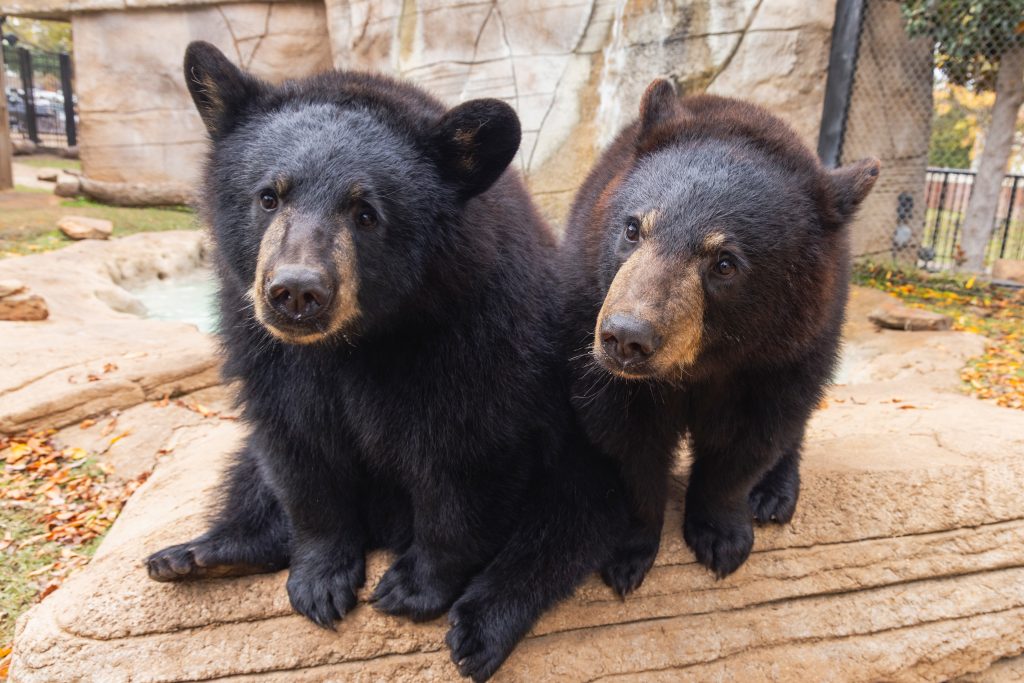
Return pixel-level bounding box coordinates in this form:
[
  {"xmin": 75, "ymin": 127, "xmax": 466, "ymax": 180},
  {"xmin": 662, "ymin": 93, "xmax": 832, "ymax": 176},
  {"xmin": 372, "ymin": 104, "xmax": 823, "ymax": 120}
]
[
  {"xmin": 595, "ymin": 246, "xmax": 704, "ymax": 378},
  {"xmin": 701, "ymin": 231, "xmax": 727, "ymax": 254}
]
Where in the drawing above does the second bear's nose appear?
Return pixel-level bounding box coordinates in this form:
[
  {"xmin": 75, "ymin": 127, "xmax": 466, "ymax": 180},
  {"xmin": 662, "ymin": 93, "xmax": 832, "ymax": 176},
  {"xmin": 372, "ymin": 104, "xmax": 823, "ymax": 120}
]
[
  {"xmin": 600, "ymin": 313, "xmax": 660, "ymax": 367},
  {"xmin": 267, "ymin": 266, "xmax": 332, "ymax": 322}
]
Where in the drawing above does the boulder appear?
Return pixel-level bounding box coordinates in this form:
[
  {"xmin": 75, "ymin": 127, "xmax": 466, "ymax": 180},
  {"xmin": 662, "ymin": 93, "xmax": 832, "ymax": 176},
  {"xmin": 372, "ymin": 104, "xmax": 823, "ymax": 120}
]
[
  {"xmin": 992, "ymin": 259, "xmax": 1024, "ymax": 283},
  {"xmin": 35, "ymin": 169, "xmax": 59, "ymax": 183},
  {"xmin": 869, "ymin": 301, "xmax": 953, "ymax": 331},
  {"xmin": 57, "ymin": 215, "xmax": 114, "ymax": 241},
  {"xmin": 0, "ymin": 293, "xmax": 48, "ymax": 321},
  {"xmin": 54, "ymin": 174, "xmax": 82, "ymax": 198},
  {"xmin": 0, "ymin": 279, "xmax": 26, "ymax": 298}
]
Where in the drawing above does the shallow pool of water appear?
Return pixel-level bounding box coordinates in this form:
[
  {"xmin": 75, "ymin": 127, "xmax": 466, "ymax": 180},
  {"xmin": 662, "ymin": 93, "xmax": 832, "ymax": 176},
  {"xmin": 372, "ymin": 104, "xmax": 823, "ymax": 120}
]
[{"xmin": 132, "ymin": 269, "xmax": 218, "ymax": 334}]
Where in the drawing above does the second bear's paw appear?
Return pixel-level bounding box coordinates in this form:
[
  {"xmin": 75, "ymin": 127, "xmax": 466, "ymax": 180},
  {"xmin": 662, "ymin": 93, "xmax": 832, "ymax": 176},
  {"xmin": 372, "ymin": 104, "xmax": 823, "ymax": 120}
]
[
  {"xmin": 600, "ymin": 533, "xmax": 660, "ymax": 597},
  {"xmin": 749, "ymin": 473, "xmax": 799, "ymax": 524},
  {"xmin": 683, "ymin": 507, "xmax": 754, "ymax": 579},
  {"xmin": 286, "ymin": 553, "xmax": 365, "ymax": 629},
  {"xmin": 446, "ymin": 591, "xmax": 522, "ymax": 682},
  {"xmin": 371, "ymin": 550, "xmax": 460, "ymax": 622}
]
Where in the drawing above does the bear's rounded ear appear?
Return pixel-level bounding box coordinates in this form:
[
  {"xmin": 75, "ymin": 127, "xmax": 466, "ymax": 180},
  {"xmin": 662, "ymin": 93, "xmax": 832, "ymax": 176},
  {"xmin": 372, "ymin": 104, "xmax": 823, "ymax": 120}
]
[
  {"xmin": 639, "ymin": 78, "xmax": 678, "ymax": 135},
  {"xmin": 827, "ymin": 157, "xmax": 881, "ymax": 222},
  {"xmin": 433, "ymin": 98, "xmax": 521, "ymax": 201},
  {"xmin": 184, "ymin": 41, "xmax": 263, "ymax": 139}
]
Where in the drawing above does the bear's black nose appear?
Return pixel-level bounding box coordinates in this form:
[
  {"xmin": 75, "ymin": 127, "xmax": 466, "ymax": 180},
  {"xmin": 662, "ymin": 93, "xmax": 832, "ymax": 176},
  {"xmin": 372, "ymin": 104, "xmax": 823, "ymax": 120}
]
[
  {"xmin": 267, "ymin": 266, "xmax": 332, "ymax": 322},
  {"xmin": 601, "ymin": 313, "xmax": 660, "ymax": 367}
]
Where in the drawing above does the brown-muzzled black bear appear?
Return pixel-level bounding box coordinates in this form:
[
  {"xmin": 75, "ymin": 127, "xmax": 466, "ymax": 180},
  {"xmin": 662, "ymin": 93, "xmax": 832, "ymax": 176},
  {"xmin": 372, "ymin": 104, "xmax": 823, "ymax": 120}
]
[
  {"xmin": 562, "ymin": 79, "xmax": 879, "ymax": 592},
  {"xmin": 145, "ymin": 42, "xmax": 626, "ymax": 682}
]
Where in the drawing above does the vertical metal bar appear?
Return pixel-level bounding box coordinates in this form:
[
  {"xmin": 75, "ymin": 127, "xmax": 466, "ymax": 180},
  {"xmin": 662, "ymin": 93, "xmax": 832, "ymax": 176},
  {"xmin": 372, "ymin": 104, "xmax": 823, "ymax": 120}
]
[
  {"xmin": 949, "ymin": 174, "xmax": 968, "ymax": 265},
  {"xmin": 17, "ymin": 47, "xmax": 37, "ymax": 144},
  {"xmin": 998, "ymin": 177, "xmax": 1017, "ymax": 259},
  {"xmin": 932, "ymin": 172, "xmax": 948, "ymax": 250},
  {"xmin": 59, "ymin": 52, "xmax": 76, "ymax": 148},
  {"xmin": 817, "ymin": 0, "xmax": 867, "ymax": 166}
]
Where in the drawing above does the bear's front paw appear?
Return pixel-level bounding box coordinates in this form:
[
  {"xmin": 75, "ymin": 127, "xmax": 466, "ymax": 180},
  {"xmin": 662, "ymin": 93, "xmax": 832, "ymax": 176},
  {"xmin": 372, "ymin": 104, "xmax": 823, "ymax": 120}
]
[
  {"xmin": 147, "ymin": 538, "xmax": 271, "ymax": 581},
  {"xmin": 749, "ymin": 469, "xmax": 799, "ymax": 524},
  {"xmin": 371, "ymin": 549, "xmax": 461, "ymax": 622},
  {"xmin": 286, "ymin": 551, "xmax": 365, "ymax": 629},
  {"xmin": 446, "ymin": 591, "xmax": 522, "ymax": 682},
  {"xmin": 600, "ymin": 530, "xmax": 660, "ymax": 597},
  {"xmin": 683, "ymin": 505, "xmax": 754, "ymax": 578}
]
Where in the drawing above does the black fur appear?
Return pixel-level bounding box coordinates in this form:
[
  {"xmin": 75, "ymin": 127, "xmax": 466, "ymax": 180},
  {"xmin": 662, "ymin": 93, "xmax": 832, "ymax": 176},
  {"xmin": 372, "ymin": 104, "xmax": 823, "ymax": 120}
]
[
  {"xmin": 562, "ymin": 83, "xmax": 879, "ymax": 589},
  {"xmin": 146, "ymin": 42, "xmax": 626, "ymax": 682}
]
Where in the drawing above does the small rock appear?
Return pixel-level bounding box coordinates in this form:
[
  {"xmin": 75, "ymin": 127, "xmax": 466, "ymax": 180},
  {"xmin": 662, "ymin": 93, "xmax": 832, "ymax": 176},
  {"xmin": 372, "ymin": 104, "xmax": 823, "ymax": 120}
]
[
  {"xmin": 0, "ymin": 293, "xmax": 49, "ymax": 321},
  {"xmin": 992, "ymin": 259, "xmax": 1024, "ymax": 284},
  {"xmin": 55, "ymin": 174, "xmax": 82, "ymax": 198},
  {"xmin": 0, "ymin": 279, "xmax": 26, "ymax": 298},
  {"xmin": 58, "ymin": 216, "xmax": 113, "ymax": 241},
  {"xmin": 36, "ymin": 169, "xmax": 59, "ymax": 183},
  {"xmin": 869, "ymin": 303, "xmax": 952, "ymax": 332}
]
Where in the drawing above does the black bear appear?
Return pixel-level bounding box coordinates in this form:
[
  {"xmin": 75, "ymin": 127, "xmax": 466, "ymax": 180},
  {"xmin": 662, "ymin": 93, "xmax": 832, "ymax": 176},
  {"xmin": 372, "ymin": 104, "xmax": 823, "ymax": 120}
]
[
  {"xmin": 146, "ymin": 42, "xmax": 625, "ymax": 681},
  {"xmin": 562, "ymin": 80, "xmax": 879, "ymax": 592}
]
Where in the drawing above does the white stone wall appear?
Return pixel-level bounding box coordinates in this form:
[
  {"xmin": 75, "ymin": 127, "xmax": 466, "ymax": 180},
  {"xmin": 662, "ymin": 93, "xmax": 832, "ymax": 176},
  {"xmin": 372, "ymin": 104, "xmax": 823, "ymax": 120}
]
[
  {"xmin": 71, "ymin": 1, "xmax": 331, "ymax": 189},
  {"xmin": 324, "ymin": 0, "xmax": 837, "ymax": 223},
  {"xmin": 57, "ymin": 0, "xmax": 836, "ymax": 218}
]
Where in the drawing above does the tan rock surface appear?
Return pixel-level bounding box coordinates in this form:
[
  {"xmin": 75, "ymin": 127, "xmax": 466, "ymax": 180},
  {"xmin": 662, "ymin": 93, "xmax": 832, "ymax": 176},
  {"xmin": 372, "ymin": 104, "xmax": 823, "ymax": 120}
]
[
  {"xmin": 992, "ymin": 258, "xmax": 1024, "ymax": 283},
  {"xmin": 0, "ymin": 231, "xmax": 220, "ymax": 434},
  {"xmin": 0, "ymin": 292, "xmax": 48, "ymax": 321},
  {"xmin": 868, "ymin": 301, "xmax": 953, "ymax": 331},
  {"xmin": 57, "ymin": 214, "xmax": 114, "ymax": 240},
  {"xmin": 9, "ymin": 287, "xmax": 1024, "ymax": 681}
]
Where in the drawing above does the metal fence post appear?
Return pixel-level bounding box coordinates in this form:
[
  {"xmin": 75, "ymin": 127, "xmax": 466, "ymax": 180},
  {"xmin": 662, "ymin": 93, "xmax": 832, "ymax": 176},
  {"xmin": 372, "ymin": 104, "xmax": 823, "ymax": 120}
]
[
  {"xmin": 17, "ymin": 47, "xmax": 38, "ymax": 144},
  {"xmin": 59, "ymin": 52, "xmax": 76, "ymax": 148},
  {"xmin": 817, "ymin": 0, "xmax": 866, "ymax": 168}
]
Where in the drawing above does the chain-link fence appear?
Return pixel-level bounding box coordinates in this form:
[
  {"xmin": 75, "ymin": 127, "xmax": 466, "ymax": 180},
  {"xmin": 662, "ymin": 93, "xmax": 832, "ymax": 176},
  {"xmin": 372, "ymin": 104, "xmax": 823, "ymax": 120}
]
[{"xmin": 831, "ymin": 0, "xmax": 1024, "ymax": 272}]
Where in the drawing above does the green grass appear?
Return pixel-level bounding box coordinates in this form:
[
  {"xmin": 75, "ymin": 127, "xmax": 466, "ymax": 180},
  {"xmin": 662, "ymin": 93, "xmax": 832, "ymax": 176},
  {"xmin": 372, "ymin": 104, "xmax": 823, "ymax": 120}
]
[
  {"xmin": 0, "ymin": 195, "xmax": 198, "ymax": 257},
  {"xmin": 14, "ymin": 156, "xmax": 82, "ymax": 172}
]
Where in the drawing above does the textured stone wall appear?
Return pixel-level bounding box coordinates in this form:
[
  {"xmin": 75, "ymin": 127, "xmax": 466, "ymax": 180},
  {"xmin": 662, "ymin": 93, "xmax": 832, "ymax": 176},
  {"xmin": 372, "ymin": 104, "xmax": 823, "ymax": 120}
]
[
  {"xmin": 324, "ymin": 0, "xmax": 837, "ymax": 224},
  {"xmin": 70, "ymin": 1, "xmax": 331, "ymax": 190}
]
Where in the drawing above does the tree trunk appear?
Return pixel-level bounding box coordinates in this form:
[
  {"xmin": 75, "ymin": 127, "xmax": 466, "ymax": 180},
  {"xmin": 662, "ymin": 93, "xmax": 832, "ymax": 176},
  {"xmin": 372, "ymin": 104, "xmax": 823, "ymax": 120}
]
[
  {"xmin": 960, "ymin": 45, "xmax": 1024, "ymax": 272},
  {"xmin": 0, "ymin": 44, "xmax": 14, "ymax": 191}
]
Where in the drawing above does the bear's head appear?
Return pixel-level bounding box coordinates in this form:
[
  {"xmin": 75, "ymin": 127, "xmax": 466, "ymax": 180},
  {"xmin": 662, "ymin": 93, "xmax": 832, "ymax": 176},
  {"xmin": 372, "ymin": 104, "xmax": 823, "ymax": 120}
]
[
  {"xmin": 184, "ymin": 42, "xmax": 521, "ymax": 345},
  {"xmin": 590, "ymin": 79, "xmax": 879, "ymax": 382}
]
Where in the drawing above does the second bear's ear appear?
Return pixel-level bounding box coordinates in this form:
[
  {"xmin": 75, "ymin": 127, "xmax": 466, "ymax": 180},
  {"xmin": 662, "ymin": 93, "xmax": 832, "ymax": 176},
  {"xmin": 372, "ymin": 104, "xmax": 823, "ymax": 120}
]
[
  {"xmin": 184, "ymin": 41, "xmax": 263, "ymax": 139},
  {"xmin": 639, "ymin": 78, "xmax": 678, "ymax": 135},
  {"xmin": 827, "ymin": 158, "xmax": 881, "ymax": 222},
  {"xmin": 434, "ymin": 98, "xmax": 521, "ymax": 201}
]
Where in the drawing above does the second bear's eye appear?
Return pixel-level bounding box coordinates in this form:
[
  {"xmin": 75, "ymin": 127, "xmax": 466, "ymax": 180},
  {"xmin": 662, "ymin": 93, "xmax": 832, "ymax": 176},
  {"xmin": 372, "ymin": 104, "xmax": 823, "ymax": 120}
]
[
  {"xmin": 258, "ymin": 189, "xmax": 279, "ymax": 212},
  {"xmin": 623, "ymin": 218, "xmax": 640, "ymax": 243},
  {"xmin": 714, "ymin": 254, "xmax": 737, "ymax": 278},
  {"xmin": 354, "ymin": 203, "xmax": 378, "ymax": 229}
]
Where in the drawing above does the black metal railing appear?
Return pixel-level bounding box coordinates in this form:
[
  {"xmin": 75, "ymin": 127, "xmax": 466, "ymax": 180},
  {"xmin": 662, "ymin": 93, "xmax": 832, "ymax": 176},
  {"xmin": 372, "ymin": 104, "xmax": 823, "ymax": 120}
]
[
  {"xmin": 922, "ymin": 167, "xmax": 1024, "ymax": 268},
  {"xmin": 3, "ymin": 43, "xmax": 77, "ymax": 149}
]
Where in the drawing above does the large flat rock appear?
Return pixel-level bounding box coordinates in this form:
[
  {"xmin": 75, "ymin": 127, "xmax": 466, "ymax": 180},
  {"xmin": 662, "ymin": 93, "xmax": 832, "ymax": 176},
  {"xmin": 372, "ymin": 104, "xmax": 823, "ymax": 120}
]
[
  {"xmin": 0, "ymin": 231, "xmax": 220, "ymax": 434},
  {"xmin": 9, "ymin": 288, "xmax": 1024, "ymax": 681}
]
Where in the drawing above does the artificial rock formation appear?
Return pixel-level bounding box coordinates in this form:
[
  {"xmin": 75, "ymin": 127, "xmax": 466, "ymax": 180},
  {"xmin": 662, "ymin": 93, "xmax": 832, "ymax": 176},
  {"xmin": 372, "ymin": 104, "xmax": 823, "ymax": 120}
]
[
  {"xmin": 0, "ymin": 231, "xmax": 219, "ymax": 434},
  {"xmin": 9, "ymin": 287, "xmax": 1024, "ymax": 681}
]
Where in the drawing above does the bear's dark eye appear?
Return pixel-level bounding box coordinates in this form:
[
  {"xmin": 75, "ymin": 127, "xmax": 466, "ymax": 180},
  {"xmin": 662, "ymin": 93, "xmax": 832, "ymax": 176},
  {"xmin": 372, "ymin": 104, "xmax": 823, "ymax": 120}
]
[
  {"xmin": 258, "ymin": 189, "xmax": 279, "ymax": 212},
  {"xmin": 354, "ymin": 203, "xmax": 378, "ymax": 229},
  {"xmin": 714, "ymin": 254, "xmax": 737, "ymax": 278},
  {"xmin": 623, "ymin": 218, "xmax": 640, "ymax": 243}
]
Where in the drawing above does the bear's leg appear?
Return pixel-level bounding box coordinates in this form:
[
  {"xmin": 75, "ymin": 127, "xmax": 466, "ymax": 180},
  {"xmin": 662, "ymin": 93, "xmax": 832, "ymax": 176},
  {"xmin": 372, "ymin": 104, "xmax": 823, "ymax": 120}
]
[
  {"xmin": 600, "ymin": 450, "xmax": 670, "ymax": 596},
  {"xmin": 146, "ymin": 444, "xmax": 290, "ymax": 581},
  {"xmin": 255, "ymin": 431, "xmax": 368, "ymax": 629},
  {"xmin": 749, "ymin": 440, "xmax": 801, "ymax": 524},
  {"xmin": 371, "ymin": 479, "xmax": 486, "ymax": 622},
  {"xmin": 446, "ymin": 456, "xmax": 628, "ymax": 682}
]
